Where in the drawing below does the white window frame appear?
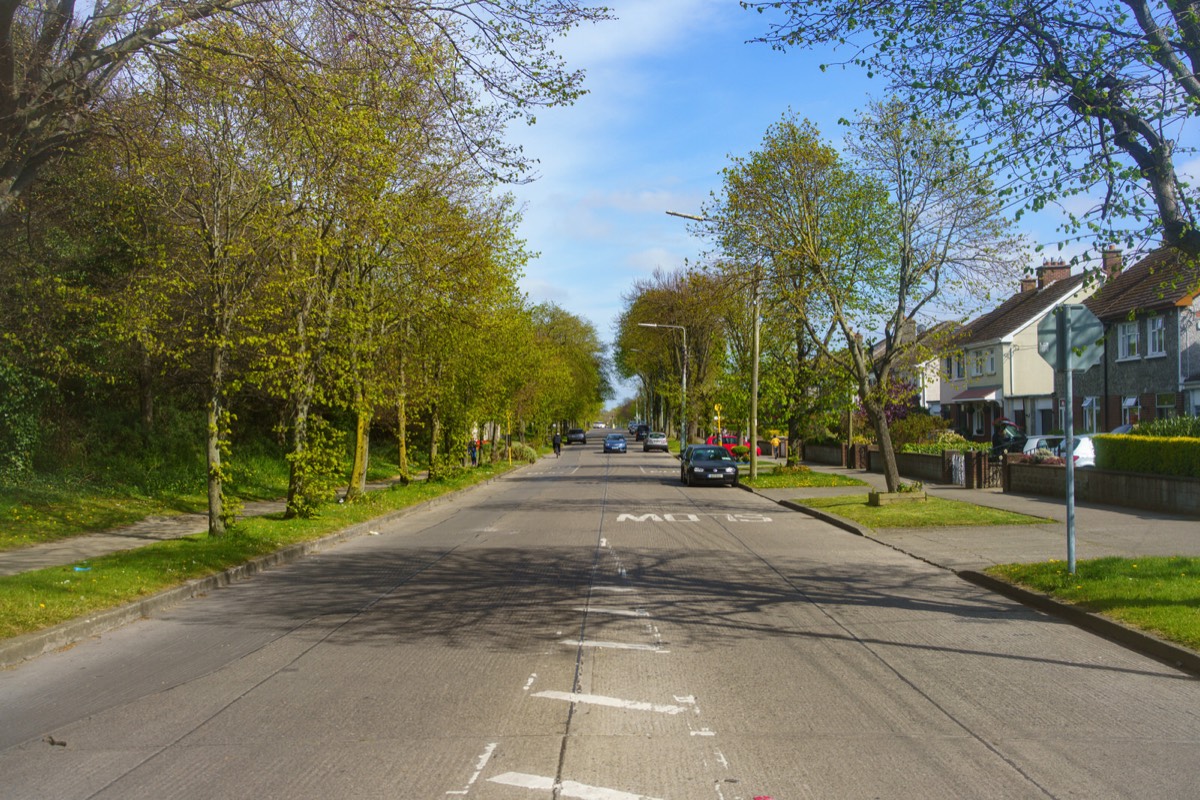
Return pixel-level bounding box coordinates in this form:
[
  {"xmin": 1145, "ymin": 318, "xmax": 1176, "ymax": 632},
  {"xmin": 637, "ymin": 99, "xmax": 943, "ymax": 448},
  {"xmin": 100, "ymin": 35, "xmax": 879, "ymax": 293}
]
[
  {"xmin": 1122, "ymin": 395, "xmax": 1140, "ymax": 426},
  {"xmin": 1082, "ymin": 396, "xmax": 1098, "ymax": 433},
  {"xmin": 986, "ymin": 349, "xmax": 996, "ymax": 374},
  {"xmin": 952, "ymin": 355, "xmax": 964, "ymax": 380},
  {"xmin": 1147, "ymin": 316, "xmax": 1166, "ymax": 357},
  {"xmin": 1118, "ymin": 321, "xmax": 1141, "ymax": 360},
  {"xmin": 1156, "ymin": 393, "xmax": 1176, "ymax": 420},
  {"xmin": 970, "ymin": 352, "xmax": 984, "ymax": 377}
]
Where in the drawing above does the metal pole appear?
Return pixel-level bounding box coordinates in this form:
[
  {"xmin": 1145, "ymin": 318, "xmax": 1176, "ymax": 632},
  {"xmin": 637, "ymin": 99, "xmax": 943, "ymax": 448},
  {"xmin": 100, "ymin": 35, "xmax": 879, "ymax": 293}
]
[
  {"xmin": 750, "ymin": 278, "xmax": 760, "ymax": 479},
  {"xmin": 1057, "ymin": 306, "xmax": 1077, "ymax": 574},
  {"xmin": 681, "ymin": 326, "xmax": 688, "ymax": 447}
]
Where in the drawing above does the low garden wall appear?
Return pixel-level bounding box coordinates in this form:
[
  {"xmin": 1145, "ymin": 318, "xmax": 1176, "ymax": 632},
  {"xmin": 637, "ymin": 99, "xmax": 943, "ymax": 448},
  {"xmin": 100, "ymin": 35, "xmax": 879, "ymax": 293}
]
[
  {"xmin": 1006, "ymin": 462, "xmax": 1200, "ymax": 517},
  {"xmin": 805, "ymin": 444, "xmax": 844, "ymax": 466},
  {"xmin": 864, "ymin": 449, "xmax": 946, "ymax": 483}
]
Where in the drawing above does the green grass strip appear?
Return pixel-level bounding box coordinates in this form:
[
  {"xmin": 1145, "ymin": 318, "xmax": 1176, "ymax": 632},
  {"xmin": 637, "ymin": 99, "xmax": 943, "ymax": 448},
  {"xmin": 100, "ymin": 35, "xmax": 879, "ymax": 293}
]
[
  {"xmin": 740, "ymin": 467, "xmax": 868, "ymax": 489},
  {"xmin": 987, "ymin": 557, "xmax": 1200, "ymax": 651},
  {"xmin": 0, "ymin": 464, "xmax": 511, "ymax": 641},
  {"xmin": 794, "ymin": 493, "xmax": 1054, "ymax": 528}
]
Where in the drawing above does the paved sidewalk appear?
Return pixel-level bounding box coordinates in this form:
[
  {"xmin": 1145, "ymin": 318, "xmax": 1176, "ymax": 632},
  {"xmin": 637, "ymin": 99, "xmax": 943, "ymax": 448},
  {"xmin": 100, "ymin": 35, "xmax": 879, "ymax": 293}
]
[{"xmin": 754, "ymin": 463, "xmax": 1200, "ymax": 572}]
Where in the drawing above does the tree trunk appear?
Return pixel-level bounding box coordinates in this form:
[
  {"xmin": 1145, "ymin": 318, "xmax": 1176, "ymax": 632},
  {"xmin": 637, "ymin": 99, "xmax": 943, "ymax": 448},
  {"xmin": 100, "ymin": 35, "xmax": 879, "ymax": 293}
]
[
  {"xmin": 864, "ymin": 397, "xmax": 901, "ymax": 492},
  {"xmin": 284, "ymin": 386, "xmax": 312, "ymax": 519},
  {"xmin": 346, "ymin": 394, "xmax": 371, "ymax": 501},
  {"xmin": 206, "ymin": 347, "xmax": 227, "ymax": 538},
  {"xmin": 428, "ymin": 405, "xmax": 441, "ymax": 476},
  {"xmin": 138, "ymin": 345, "xmax": 154, "ymax": 436},
  {"xmin": 396, "ymin": 392, "xmax": 408, "ymax": 479}
]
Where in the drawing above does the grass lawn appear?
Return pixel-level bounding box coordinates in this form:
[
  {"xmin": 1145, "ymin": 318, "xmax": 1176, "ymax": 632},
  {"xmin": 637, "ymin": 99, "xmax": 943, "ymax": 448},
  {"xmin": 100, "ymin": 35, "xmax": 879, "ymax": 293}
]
[
  {"xmin": 0, "ymin": 463, "xmax": 511, "ymax": 641},
  {"xmin": 987, "ymin": 557, "xmax": 1200, "ymax": 652},
  {"xmin": 740, "ymin": 466, "xmax": 869, "ymax": 489},
  {"xmin": 794, "ymin": 493, "xmax": 1054, "ymax": 528}
]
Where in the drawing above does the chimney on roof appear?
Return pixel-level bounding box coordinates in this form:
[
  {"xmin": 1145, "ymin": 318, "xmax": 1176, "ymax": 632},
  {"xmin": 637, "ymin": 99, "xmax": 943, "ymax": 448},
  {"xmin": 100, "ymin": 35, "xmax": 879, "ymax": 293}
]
[
  {"xmin": 1102, "ymin": 244, "xmax": 1122, "ymax": 280},
  {"xmin": 1037, "ymin": 258, "xmax": 1071, "ymax": 288},
  {"xmin": 1020, "ymin": 277, "xmax": 1037, "ymax": 293}
]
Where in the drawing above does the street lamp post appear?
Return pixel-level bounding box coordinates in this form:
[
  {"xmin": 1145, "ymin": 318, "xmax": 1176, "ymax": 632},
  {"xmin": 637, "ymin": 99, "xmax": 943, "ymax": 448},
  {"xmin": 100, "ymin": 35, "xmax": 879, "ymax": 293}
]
[{"xmin": 638, "ymin": 322, "xmax": 687, "ymax": 447}]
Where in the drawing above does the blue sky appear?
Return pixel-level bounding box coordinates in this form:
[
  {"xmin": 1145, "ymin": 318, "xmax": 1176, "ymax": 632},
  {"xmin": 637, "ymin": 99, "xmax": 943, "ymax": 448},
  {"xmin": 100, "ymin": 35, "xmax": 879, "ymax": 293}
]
[{"xmin": 499, "ymin": 0, "xmax": 1119, "ymax": 401}]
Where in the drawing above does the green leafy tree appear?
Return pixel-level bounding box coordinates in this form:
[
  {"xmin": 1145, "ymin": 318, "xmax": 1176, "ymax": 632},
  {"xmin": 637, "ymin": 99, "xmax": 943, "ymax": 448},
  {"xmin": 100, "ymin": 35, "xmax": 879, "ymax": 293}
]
[{"xmin": 745, "ymin": 0, "xmax": 1200, "ymax": 259}]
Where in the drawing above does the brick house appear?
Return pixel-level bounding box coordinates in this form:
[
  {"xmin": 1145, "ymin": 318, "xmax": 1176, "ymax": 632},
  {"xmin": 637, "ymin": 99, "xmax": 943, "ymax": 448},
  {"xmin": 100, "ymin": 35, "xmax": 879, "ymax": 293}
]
[
  {"xmin": 1060, "ymin": 246, "xmax": 1200, "ymax": 431},
  {"xmin": 942, "ymin": 260, "xmax": 1098, "ymax": 438}
]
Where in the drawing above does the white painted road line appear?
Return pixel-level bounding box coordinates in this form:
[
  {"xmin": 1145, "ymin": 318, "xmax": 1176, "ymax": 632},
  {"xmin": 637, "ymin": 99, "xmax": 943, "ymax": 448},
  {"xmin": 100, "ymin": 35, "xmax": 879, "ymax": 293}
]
[
  {"xmin": 591, "ymin": 586, "xmax": 636, "ymax": 593},
  {"xmin": 574, "ymin": 606, "xmax": 648, "ymax": 617},
  {"xmin": 532, "ymin": 690, "xmax": 689, "ymax": 715},
  {"xmin": 445, "ymin": 742, "xmax": 498, "ymax": 795},
  {"xmin": 489, "ymin": 772, "xmax": 664, "ymax": 800},
  {"xmin": 562, "ymin": 639, "xmax": 667, "ymax": 652}
]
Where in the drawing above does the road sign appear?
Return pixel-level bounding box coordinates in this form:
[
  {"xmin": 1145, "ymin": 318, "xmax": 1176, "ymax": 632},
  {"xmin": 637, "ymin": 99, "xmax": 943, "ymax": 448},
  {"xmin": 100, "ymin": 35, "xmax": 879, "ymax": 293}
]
[{"xmin": 1037, "ymin": 304, "xmax": 1105, "ymax": 372}]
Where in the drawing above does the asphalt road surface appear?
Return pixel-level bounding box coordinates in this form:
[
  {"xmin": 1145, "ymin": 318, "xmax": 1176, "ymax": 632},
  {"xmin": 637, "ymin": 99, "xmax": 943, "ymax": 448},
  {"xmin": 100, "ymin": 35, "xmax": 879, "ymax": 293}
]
[{"xmin": 2, "ymin": 440, "xmax": 1199, "ymax": 799}]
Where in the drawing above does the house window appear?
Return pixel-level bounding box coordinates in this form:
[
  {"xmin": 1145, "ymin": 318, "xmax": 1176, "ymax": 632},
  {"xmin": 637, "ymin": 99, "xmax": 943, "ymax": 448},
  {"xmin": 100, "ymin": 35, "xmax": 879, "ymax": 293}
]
[
  {"xmin": 1122, "ymin": 395, "xmax": 1141, "ymax": 426},
  {"xmin": 1082, "ymin": 396, "xmax": 1098, "ymax": 433},
  {"xmin": 1118, "ymin": 321, "xmax": 1141, "ymax": 359},
  {"xmin": 944, "ymin": 356, "xmax": 953, "ymax": 378},
  {"xmin": 971, "ymin": 352, "xmax": 984, "ymax": 377},
  {"xmin": 1147, "ymin": 316, "xmax": 1166, "ymax": 356},
  {"xmin": 986, "ymin": 349, "xmax": 996, "ymax": 374},
  {"xmin": 1189, "ymin": 389, "xmax": 1200, "ymax": 416},
  {"xmin": 1156, "ymin": 393, "xmax": 1176, "ymax": 419},
  {"xmin": 952, "ymin": 355, "xmax": 964, "ymax": 380}
]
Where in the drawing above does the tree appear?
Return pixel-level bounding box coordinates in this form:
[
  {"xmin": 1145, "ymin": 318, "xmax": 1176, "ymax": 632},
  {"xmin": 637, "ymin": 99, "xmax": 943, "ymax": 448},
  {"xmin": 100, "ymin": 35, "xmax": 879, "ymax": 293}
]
[
  {"xmin": 0, "ymin": 0, "xmax": 609, "ymax": 220},
  {"xmin": 745, "ymin": 0, "xmax": 1200, "ymax": 260},
  {"xmin": 718, "ymin": 110, "xmax": 1018, "ymax": 489}
]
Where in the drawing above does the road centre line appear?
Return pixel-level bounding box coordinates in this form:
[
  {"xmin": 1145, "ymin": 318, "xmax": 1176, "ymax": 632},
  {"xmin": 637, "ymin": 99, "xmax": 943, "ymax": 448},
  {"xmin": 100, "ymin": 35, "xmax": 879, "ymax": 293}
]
[
  {"xmin": 488, "ymin": 772, "xmax": 664, "ymax": 800},
  {"xmin": 532, "ymin": 690, "xmax": 689, "ymax": 715},
  {"xmin": 591, "ymin": 586, "xmax": 635, "ymax": 593},
  {"xmin": 574, "ymin": 606, "xmax": 648, "ymax": 617},
  {"xmin": 563, "ymin": 639, "xmax": 667, "ymax": 652}
]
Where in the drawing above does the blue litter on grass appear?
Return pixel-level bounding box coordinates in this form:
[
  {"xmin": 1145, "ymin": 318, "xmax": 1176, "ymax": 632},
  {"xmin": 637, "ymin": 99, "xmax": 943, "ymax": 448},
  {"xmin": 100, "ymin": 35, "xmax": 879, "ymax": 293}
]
[{"xmin": 73, "ymin": 566, "xmax": 91, "ymax": 572}]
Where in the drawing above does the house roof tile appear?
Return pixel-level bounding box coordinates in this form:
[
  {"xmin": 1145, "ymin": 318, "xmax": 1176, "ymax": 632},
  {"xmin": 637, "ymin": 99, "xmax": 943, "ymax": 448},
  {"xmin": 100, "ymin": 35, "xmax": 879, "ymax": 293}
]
[
  {"xmin": 962, "ymin": 273, "xmax": 1088, "ymax": 344},
  {"xmin": 1085, "ymin": 247, "xmax": 1200, "ymax": 320}
]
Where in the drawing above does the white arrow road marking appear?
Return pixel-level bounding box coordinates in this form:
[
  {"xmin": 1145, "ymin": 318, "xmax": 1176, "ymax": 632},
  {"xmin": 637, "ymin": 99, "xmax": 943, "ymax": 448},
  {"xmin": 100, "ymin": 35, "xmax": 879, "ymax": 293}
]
[
  {"xmin": 574, "ymin": 606, "xmax": 648, "ymax": 617},
  {"xmin": 562, "ymin": 639, "xmax": 667, "ymax": 652},
  {"xmin": 489, "ymin": 772, "xmax": 664, "ymax": 800},
  {"xmin": 532, "ymin": 690, "xmax": 689, "ymax": 715}
]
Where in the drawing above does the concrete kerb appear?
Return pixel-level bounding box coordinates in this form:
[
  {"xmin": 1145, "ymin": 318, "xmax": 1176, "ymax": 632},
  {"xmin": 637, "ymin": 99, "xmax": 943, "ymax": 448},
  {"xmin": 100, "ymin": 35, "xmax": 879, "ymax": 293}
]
[
  {"xmin": 0, "ymin": 464, "xmax": 524, "ymax": 669},
  {"xmin": 739, "ymin": 483, "xmax": 1200, "ymax": 678}
]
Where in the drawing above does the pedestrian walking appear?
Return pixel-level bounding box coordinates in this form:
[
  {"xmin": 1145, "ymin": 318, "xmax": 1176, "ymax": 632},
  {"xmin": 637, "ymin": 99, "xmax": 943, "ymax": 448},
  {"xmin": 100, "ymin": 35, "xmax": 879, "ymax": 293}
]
[
  {"xmin": 552, "ymin": 431, "xmax": 562, "ymax": 457},
  {"xmin": 468, "ymin": 438, "xmax": 477, "ymax": 466},
  {"xmin": 770, "ymin": 435, "xmax": 780, "ymax": 458}
]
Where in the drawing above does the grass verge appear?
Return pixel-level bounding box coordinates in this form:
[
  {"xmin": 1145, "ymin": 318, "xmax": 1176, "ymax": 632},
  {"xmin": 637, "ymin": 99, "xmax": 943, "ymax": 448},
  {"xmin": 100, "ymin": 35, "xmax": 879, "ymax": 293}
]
[
  {"xmin": 0, "ymin": 463, "xmax": 510, "ymax": 641},
  {"xmin": 741, "ymin": 465, "xmax": 869, "ymax": 489},
  {"xmin": 986, "ymin": 557, "xmax": 1200, "ymax": 651},
  {"xmin": 794, "ymin": 493, "xmax": 1054, "ymax": 528}
]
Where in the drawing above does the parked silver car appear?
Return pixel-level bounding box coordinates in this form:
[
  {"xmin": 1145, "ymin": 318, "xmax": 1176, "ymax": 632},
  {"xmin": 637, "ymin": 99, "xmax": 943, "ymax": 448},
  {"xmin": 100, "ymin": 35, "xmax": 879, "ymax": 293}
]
[{"xmin": 642, "ymin": 431, "xmax": 669, "ymax": 452}]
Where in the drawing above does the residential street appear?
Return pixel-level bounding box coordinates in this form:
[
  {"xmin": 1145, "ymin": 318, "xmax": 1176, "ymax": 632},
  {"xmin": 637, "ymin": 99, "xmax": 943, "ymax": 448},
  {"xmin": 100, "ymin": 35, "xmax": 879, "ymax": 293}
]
[{"xmin": 2, "ymin": 445, "xmax": 1198, "ymax": 799}]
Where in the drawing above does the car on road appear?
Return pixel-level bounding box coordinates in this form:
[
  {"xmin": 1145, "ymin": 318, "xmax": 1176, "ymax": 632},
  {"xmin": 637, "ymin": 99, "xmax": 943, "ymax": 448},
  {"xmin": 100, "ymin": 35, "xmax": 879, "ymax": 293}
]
[
  {"xmin": 705, "ymin": 434, "xmax": 761, "ymax": 457},
  {"xmin": 634, "ymin": 423, "xmax": 651, "ymax": 441},
  {"xmin": 566, "ymin": 428, "xmax": 587, "ymax": 445},
  {"xmin": 1022, "ymin": 435, "xmax": 1063, "ymax": 455},
  {"xmin": 642, "ymin": 431, "xmax": 669, "ymax": 452},
  {"xmin": 603, "ymin": 433, "xmax": 627, "ymax": 453},
  {"xmin": 680, "ymin": 445, "xmax": 739, "ymax": 487},
  {"xmin": 592, "ymin": 421, "xmax": 606, "ymax": 429},
  {"xmin": 1057, "ymin": 434, "xmax": 1096, "ymax": 467}
]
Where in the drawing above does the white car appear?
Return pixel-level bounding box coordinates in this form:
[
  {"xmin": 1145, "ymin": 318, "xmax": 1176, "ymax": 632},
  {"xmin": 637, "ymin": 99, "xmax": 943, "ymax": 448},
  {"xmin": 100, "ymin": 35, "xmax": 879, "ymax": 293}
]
[
  {"xmin": 1057, "ymin": 434, "xmax": 1096, "ymax": 468},
  {"xmin": 1022, "ymin": 435, "xmax": 1063, "ymax": 455}
]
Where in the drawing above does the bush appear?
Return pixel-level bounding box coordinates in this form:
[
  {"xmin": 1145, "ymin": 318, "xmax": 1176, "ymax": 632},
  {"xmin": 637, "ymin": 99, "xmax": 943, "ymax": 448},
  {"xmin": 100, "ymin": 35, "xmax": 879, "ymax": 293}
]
[
  {"xmin": 508, "ymin": 442, "xmax": 538, "ymax": 464},
  {"xmin": 899, "ymin": 430, "xmax": 990, "ymax": 455},
  {"xmin": 1136, "ymin": 417, "xmax": 1200, "ymax": 438},
  {"xmin": 731, "ymin": 445, "xmax": 750, "ymax": 461},
  {"xmin": 889, "ymin": 413, "xmax": 950, "ymax": 446},
  {"xmin": 1095, "ymin": 434, "xmax": 1200, "ymax": 478}
]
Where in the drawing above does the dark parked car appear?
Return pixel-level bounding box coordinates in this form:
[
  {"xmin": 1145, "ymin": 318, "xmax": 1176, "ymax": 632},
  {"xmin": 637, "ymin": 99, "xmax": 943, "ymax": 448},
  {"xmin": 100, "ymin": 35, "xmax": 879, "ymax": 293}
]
[
  {"xmin": 990, "ymin": 419, "xmax": 1027, "ymax": 456},
  {"xmin": 635, "ymin": 424, "xmax": 651, "ymax": 441},
  {"xmin": 566, "ymin": 428, "xmax": 587, "ymax": 445},
  {"xmin": 643, "ymin": 431, "xmax": 669, "ymax": 452},
  {"xmin": 603, "ymin": 433, "xmax": 627, "ymax": 453},
  {"xmin": 680, "ymin": 445, "xmax": 739, "ymax": 487}
]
